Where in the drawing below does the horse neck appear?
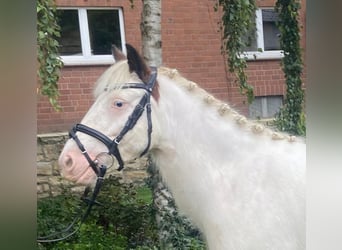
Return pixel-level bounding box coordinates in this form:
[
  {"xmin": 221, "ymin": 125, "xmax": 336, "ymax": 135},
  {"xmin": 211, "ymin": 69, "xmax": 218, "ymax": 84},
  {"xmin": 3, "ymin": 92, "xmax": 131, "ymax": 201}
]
[{"xmin": 151, "ymin": 75, "xmax": 255, "ymax": 177}]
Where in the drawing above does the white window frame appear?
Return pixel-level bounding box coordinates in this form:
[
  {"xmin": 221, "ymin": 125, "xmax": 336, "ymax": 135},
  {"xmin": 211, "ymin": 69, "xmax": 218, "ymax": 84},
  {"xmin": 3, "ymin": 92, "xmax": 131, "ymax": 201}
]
[
  {"xmin": 241, "ymin": 8, "xmax": 283, "ymax": 61},
  {"xmin": 58, "ymin": 7, "xmax": 126, "ymax": 66}
]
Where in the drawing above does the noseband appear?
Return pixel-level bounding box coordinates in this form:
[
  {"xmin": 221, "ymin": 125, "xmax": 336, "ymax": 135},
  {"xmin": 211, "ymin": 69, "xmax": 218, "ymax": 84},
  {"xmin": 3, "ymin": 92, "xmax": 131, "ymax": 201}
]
[{"xmin": 69, "ymin": 67, "xmax": 157, "ymax": 174}]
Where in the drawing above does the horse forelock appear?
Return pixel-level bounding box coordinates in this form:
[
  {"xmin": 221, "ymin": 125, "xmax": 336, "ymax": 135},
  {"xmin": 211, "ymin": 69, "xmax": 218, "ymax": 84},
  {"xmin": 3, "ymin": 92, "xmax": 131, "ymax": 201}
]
[
  {"xmin": 93, "ymin": 59, "xmax": 161, "ymax": 101},
  {"xmin": 93, "ymin": 60, "xmax": 137, "ymax": 98}
]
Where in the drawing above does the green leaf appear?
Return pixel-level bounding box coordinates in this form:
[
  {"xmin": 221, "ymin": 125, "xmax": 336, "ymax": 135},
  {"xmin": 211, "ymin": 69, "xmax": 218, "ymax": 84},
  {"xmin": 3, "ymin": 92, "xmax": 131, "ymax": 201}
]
[{"xmin": 37, "ymin": 0, "xmax": 63, "ymax": 111}]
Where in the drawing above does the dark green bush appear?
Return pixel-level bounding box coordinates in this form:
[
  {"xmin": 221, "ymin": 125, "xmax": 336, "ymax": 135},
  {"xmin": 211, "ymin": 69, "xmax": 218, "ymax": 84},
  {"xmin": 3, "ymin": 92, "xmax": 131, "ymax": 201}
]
[
  {"xmin": 37, "ymin": 176, "xmax": 159, "ymax": 249},
  {"xmin": 38, "ymin": 175, "xmax": 206, "ymax": 249}
]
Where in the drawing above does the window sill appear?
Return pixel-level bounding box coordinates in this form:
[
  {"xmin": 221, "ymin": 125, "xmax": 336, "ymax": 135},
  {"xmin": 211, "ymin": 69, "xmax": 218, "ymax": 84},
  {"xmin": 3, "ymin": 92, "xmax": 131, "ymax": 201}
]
[
  {"xmin": 241, "ymin": 51, "xmax": 284, "ymax": 61},
  {"xmin": 61, "ymin": 55, "xmax": 115, "ymax": 66}
]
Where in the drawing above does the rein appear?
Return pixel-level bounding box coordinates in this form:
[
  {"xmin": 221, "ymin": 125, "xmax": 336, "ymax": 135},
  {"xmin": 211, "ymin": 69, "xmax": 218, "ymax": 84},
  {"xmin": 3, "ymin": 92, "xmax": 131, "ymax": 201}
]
[
  {"xmin": 37, "ymin": 68, "xmax": 157, "ymax": 243},
  {"xmin": 37, "ymin": 165, "xmax": 107, "ymax": 243}
]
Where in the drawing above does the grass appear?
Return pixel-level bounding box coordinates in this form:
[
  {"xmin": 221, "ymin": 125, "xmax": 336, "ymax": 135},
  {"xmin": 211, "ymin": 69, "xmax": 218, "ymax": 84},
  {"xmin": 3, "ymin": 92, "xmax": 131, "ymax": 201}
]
[{"xmin": 136, "ymin": 186, "xmax": 153, "ymax": 203}]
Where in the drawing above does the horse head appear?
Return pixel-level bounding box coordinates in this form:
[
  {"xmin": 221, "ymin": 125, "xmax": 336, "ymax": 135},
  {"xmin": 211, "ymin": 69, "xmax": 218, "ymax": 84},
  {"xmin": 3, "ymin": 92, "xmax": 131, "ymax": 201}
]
[{"xmin": 58, "ymin": 44, "xmax": 160, "ymax": 185}]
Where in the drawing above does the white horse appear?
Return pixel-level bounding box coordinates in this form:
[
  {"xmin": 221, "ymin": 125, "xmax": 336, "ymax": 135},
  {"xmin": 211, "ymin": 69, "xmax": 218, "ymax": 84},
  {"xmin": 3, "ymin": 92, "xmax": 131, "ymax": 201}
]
[{"xmin": 59, "ymin": 44, "xmax": 306, "ymax": 249}]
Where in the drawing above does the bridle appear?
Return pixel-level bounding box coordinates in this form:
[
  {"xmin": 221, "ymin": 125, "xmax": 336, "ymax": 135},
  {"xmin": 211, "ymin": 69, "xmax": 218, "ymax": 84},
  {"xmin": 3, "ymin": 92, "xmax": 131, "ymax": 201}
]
[
  {"xmin": 70, "ymin": 67, "xmax": 157, "ymax": 173},
  {"xmin": 37, "ymin": 67, "xmax": 157, "ymax": 243}
]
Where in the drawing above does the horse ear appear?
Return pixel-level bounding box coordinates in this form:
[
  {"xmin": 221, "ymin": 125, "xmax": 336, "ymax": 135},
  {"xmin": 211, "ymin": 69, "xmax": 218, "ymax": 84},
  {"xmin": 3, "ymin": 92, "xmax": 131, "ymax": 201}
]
[
  {"xmin": 112, "ymin": 45, "xmax": 127, "ymax": 61},
  {"xmin": 125, "ymin": 44, "xmax": 151, "ymax": 83}
]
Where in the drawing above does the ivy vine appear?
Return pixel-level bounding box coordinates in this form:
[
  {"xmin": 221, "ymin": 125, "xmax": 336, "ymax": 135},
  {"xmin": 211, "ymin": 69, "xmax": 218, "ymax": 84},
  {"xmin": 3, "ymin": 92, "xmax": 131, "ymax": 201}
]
[
  {"xmin": 274, "ymin": 0, "xmax": 305, "ymax": 135},
  {"xmin": 215, "ymin": 0, "xmax": 257, "ymax": 104},
  {"xmin": 37, "ymin": 0, "xmax": 63, "ymax": 111}
]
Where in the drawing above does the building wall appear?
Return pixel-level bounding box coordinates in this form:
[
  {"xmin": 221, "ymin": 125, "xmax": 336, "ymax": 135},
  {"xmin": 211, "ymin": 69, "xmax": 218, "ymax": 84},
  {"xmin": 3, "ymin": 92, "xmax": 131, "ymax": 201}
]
[{"xmin": 37, "ymin": 0, "xmax": 306, "ymax": 133}]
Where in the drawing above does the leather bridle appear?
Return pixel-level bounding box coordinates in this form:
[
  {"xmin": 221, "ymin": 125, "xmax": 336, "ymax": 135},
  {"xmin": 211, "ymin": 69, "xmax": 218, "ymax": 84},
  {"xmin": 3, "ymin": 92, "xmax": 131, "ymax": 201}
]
[
  {"xmin": 69, "ymin": 67, "xmax": 157, "ymax": 173},
  {"xmin": 37, "ymin": 67, "xmax": 157, "ymax": 243}
]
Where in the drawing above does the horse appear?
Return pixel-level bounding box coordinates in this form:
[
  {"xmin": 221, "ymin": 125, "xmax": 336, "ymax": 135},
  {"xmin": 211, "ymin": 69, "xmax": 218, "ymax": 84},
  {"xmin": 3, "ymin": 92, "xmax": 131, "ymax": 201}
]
[{"xmin": 58, "ymin": 44, "xmax": 306, "ymax": 249}]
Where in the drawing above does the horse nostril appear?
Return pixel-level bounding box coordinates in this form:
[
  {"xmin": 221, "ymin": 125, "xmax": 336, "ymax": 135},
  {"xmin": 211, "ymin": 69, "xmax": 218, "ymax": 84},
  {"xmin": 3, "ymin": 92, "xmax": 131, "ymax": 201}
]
[{"xmin": 64, "ymin": 155, "xmax": 74, "ymax": 168}]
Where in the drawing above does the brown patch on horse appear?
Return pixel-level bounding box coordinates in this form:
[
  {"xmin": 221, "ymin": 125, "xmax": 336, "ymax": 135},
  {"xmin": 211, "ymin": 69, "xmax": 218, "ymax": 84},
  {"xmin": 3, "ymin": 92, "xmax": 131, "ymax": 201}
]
[
  {"xmin": 126, "ymin": 44, "xmax": 160, "ymax": 102},
  {"xmin": 152, "ymin": 80, "xmax": 160, "ymax": 102},
  {"xmin": 112, "ymin": 45, "xmax": 127, "ymax": 61},
  {"xmin": 126, "ymin": 44, "xmax": 151, "ymax": 83}
]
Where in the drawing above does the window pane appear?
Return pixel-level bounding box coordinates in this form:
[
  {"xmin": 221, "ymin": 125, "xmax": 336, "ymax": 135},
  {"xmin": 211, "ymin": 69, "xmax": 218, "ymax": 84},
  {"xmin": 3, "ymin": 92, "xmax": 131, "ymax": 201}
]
[
  {"xmin": 249, "ymin": 97, "xmax": 263, "ymax": 119},
  {"xmin": 56, "ymin": 10, "xmax": 82, "ymax": 56},
  {"xmin": 249, "ymin": 96, "xmax": 283, "ymax": 119},
  {"xmin": 266, "ymin": 95, "xmax": 283, "ymax": 117},
  {"xmin": 262, "ymin": 9, "xmax": 281, "ymax": 51},
  {"xmin": 87, "ymin": 10, "xmax": 122, "ymax": 55}
]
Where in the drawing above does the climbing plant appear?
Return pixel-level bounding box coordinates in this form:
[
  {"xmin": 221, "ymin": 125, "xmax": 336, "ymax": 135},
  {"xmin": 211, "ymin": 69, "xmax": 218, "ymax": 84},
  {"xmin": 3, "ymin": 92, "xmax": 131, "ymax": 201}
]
[
  {"xmin": 215, "ymin": 0, "xmax": 257, "ymax": 104},
  {"xmin": 37, "ymin": 0, "xmax": 63, "ymax": 111},
  {"xmin": 274, "ymin": 0, "xmax": 305, "ymax": 135}
]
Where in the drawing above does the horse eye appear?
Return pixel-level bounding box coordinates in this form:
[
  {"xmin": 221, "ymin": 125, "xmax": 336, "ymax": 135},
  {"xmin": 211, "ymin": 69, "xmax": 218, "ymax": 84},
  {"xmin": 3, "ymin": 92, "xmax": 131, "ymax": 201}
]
[{"xmin": 114, "ymin": 100, "xmax": 124, "ymax": 108}]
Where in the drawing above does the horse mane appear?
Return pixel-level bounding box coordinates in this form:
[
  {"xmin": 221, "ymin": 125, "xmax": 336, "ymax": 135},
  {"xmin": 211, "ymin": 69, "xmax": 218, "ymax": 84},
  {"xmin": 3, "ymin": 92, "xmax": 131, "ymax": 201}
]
[
  {"xmin": 157, "ymin": 66, "xmax": 302, "ymax": 143},
  {"xmin": 94, "ymin": 61, "xmax": 302, "ymax": 143}
]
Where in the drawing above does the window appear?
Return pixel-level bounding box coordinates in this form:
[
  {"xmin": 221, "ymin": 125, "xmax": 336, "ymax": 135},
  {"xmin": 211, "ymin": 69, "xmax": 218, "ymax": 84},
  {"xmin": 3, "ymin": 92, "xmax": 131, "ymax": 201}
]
[
  {"xmin": 249, "ymin": 96, "xmax": 283, "ymax": 119},
  {"xmin": 242, "ymin": 8, "xmax": 283, "ymax": 60},
  {"xmin": 56, "ymin": 8, "xmax": 126, "ymax": 65}
]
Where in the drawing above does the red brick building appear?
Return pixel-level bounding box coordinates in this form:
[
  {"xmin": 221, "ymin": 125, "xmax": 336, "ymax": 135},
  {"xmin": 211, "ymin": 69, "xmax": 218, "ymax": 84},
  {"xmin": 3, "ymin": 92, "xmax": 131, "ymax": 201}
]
[{"xmin": 37, "ymin": 0, "xmax": 306, "ymax": 133}]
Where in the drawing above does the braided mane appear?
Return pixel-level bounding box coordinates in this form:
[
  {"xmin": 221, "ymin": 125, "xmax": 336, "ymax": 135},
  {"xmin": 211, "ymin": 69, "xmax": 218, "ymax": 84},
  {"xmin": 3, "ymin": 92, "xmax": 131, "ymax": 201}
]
[{"xmin": 158, "ymin": 67, "xmax": 301, "ymax": 143}]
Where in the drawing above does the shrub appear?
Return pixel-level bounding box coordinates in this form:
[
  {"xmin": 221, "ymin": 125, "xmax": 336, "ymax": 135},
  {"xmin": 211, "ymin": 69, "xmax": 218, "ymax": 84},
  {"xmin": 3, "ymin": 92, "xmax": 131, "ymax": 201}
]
[
  {"xmin": 38, "ymin": 175, "xmax": 206, "ymax": 249},
  {"xmin": 37, "ymin": 176, "xmax": 159, "ymax": 249}
]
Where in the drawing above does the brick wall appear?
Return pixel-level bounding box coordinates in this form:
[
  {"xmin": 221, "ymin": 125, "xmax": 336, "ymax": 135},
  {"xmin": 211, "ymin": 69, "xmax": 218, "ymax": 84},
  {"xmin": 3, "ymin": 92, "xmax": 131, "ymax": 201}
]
[
  {"xmin": 37, "ymin": 0, "xmax": 306, "ymax": 133},
  {"xmin": 38, "ymin": 66, "xmax": 107, "ymax": 132},
  {"xmin": 161, "ymin": 0, "xmax": 230, "ymax": 104}
]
